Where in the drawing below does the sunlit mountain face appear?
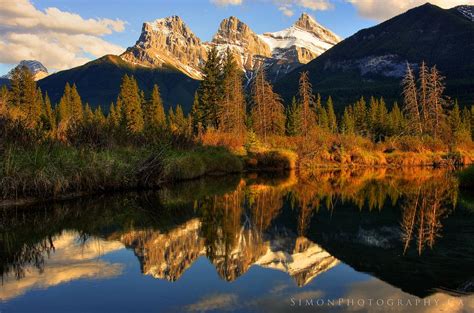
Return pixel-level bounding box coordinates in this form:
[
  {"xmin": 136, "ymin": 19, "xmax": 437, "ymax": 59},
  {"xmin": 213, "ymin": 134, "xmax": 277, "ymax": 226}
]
[{"xmin": 1, "ymin": 169, "xmax": 473, "ymax": 312}]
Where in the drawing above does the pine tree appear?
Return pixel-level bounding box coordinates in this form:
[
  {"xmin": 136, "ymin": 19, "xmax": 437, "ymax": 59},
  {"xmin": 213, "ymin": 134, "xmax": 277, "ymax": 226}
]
[
  {"xmin": 0, "ymin": 85, "xmax": 8, "ymax": 116},
  {"xmin": 353, "ymin": 97, "xmax": 367, "ymax": 136},
  {"xmin": 219, "ymin": 49, "xmax": 246, "ymax": 136},
  {"xmin": 326, "ymin": 96, "xmax": 337, "ymax": 133},
  {"xmin": 147, "ymin": 84, "xmax": 166, "ymax": 129},
  {"xmin": 43, "ymin": 92, "xmax": 56, "ymax": 132},
  {"xmin": 58, "ymin": 83, "xmax": 72, "ymax": 124},
  {"xmin": 8, "ymin": 66, "xmax": 41, "ymax": 128},
  {"xmin": 250, "ymin": 68, "xmax": 285, "ymax": 142},
  {"xmin": 449, "ymin": 100, "xmax": 463, "ymax": 142},
  {"xmin": 402, "ymin": 63, "xmax": 422, "ymax": 135},
  {"xmin": 341, "ymin": 106, "xmax": 355, "ymax": 135},
  {"xmin": 94, "ymin": 106, "xmax": 106, "ymax": 125},
  {"xmin": 108, "ymin": 102, "xmax": 120, "ymax": 128},
  {"xmin": 190, "ymin": 92, "xmax": 203, "ymax": 135},
  {"xmin": 70, "ymin": 84, "xmax": 83, "ymax": 122},
  {"xmin": 314, "ymin": 93, "xmax": 328, "ymax": 130},
  {"xmin": 297, "ymin": 71, "xmax": 316, "ymax": 138},
  {"xmin": 198, "ymin": 46, "xmax": 222, "ymax": 129},
  {"xmin": 84, "ymin": 103, "xmax": 94, "ymax": 123},
  {"xmin": 388, "ymin": 102, "xmax": 405, "ymax": 136},
  {"xmin": 286, "ymin": 96, "xmax": 300, "ymax": 136},
  {"xmin": 118, "ymin": 75, "xmax": 144, "ymax": 134}
]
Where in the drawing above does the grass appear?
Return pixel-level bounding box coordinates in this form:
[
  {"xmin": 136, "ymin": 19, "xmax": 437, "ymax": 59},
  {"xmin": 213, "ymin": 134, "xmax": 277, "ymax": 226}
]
[{"xmin": 0, "ymin": 144, "xmax": 244, "ymax": 202}]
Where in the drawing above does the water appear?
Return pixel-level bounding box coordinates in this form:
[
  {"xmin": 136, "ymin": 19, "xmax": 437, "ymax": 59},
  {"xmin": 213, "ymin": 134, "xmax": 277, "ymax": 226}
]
[{"xmin": 1, "ymin": 169, "xmax": 473, "ymax": 313}]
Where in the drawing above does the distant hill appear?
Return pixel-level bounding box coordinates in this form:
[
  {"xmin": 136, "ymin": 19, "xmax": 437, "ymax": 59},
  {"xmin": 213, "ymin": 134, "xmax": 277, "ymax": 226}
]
[
  {"xmin": 275, "ymin": 3, "xmax": 474, "ymax": 108},
  {"xmin": 37, "ymin": 55, "xmax": 200, "ymax": 112}
]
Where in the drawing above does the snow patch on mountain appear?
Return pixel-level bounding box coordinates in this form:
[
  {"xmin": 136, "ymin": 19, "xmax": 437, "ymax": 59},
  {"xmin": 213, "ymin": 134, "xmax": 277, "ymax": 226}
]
[
  {"xmin": 457, "ymin": 5, "xmax": 474, "ymax": 22},
  {"xmin": 2, "ymin": 60, "xmax": 48, "ymax": 81}
]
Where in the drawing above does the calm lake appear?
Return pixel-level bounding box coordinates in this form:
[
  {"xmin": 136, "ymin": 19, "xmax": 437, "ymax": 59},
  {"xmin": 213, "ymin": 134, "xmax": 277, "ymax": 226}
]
[{"xmin": 1, "ymin": 169, "xmax": 473, "ymax": 313}]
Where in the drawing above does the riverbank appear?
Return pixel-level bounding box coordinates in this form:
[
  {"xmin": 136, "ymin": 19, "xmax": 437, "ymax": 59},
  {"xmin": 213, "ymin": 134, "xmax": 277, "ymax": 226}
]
[{"xmin": 1, "ymin": 141, "xmax": 473, "ymax": 207}]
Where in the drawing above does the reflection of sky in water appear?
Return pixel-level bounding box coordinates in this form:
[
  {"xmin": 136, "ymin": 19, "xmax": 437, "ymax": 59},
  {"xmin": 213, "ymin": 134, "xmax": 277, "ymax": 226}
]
[
  {"xmin": 2, "ymin": 231, "xmax": 473, "ymax": 313},
  {"xmin": 1, "ymin": 169, "xmax": 473, "ymax": 312}
]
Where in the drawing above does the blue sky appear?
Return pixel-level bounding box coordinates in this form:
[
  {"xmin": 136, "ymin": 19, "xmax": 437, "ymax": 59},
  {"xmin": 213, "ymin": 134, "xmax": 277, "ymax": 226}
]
[{"xmin": 0, "ymin": 0, "xmax": 471, "ymax": 74}]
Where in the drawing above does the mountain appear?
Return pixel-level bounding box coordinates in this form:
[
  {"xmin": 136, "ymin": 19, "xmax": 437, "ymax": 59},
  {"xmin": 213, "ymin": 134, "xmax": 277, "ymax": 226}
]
[
  {"xmin": 119, "ymin": 220, "xmax": 339, "ymax": 286},
  {"xmin": 275, "ymin": 3, "xmax": 474, "ymax": 107},
  {"xmin": 2, "ymin": 60, "xmax": 48, "ymax": 81},
  {"xmin": 38, "ymin": 55, "xmax": 199, "ymax": 112},
  {"xmin": 120, "ymin": 14, "xmax": 340, "ymax": 82},
  {"xmin": 36, "ymin": 14, "xmax": 338, "ymax": 110},
  {"xmin": 121, "ymin": 16, "xmax": 207, "ymax": 80}
]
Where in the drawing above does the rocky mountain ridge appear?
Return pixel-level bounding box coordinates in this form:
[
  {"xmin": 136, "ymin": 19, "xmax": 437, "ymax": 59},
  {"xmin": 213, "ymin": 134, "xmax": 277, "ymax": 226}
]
[{"xmin": 121, "ymin": 13, "xmax": 340, "ymax": 81}]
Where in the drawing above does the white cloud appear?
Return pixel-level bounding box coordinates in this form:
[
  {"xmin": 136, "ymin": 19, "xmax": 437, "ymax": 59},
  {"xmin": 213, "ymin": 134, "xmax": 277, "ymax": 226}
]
[
  {"xmin": 346, "ymin": 0, "xmax": 474, "ymax": 21},
  {"xmin": 210, "ymin": 0, "xmax": 243, "ymax": 6},
  {"xmin": 0, "ymin": 0, "xmax": 126, "ymax": 71},
  {"xmin": 210, "ymin": 0, "xmax": 333, "ymax": 16}
]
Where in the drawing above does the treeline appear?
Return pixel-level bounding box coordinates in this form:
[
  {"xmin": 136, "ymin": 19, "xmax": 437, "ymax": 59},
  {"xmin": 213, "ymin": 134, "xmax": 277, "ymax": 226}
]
[{"xmin": 1, "ymin": 48, "xmax": 473, "ymax": 149}]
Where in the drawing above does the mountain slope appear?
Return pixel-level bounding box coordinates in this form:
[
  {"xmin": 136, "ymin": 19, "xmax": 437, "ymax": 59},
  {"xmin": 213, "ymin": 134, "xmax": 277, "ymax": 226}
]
[
  {"xmin": 275, "ymin": 3, "xmax": 474, "ymax": 107},
  {"xmin": 2, "ymin": 60, "xmax": 49, "ymax": 81},
  {"xmin": 38, "ymin": 55, "xmax": 199, "ymax": 112}
]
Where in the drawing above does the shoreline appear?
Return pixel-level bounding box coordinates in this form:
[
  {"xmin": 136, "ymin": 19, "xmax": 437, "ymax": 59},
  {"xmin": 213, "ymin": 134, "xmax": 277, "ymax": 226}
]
[{"xmin": 1, "ymin": 149, "xmax": 472, "ymax": 209}]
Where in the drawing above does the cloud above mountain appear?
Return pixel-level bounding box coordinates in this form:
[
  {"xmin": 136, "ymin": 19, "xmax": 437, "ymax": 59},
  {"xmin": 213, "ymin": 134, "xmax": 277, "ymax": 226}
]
[
  {"xmin": 347, "ymin": 0, "xmax": 474, "ymax": 20},
  {"xmin": 211, "ymin": 0, "xmax": 473, "ymax": 19},
  {"xmin": 210, "ymin": 0, "xmax": 333, "ymax": 16},
  {"xmin": 0, "ymin": 0, "xmax": 125, "ymax": 71}
]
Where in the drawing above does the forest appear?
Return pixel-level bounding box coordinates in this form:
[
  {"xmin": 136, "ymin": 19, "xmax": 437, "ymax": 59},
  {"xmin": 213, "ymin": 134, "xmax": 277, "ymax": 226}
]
[{"xmin": 1, "ymin": 47, "xmax": 474, "ymax": 201}]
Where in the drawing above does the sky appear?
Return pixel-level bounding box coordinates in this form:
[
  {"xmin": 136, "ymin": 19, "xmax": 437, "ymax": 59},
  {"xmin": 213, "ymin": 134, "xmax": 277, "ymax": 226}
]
[{"xmin": 0, "ymin": 0, "xmax": 473, "ymax": 75}]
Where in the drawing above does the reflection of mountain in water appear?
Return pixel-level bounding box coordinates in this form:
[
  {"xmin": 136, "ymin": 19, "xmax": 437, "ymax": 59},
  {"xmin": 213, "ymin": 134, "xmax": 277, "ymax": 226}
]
[
  {"xmin": 120, "ymin": 220, "xmax": 339, "ymax": 286},
  {"xmin": 1, "ymin": 168, "xmax": 473, "ymax": 299}
]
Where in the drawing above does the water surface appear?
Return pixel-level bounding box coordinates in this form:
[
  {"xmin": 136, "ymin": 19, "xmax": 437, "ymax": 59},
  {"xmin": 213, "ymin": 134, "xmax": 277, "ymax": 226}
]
[{"xmin": 1, "ymin": 169, "xmax": 473, "ymax": 312}]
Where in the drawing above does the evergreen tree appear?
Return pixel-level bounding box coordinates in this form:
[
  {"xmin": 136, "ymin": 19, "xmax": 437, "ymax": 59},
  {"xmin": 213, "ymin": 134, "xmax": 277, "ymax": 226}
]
[
  {"xmin": 326, "ymin": 96, "xmax": 337, "ymax": 133},
  {"xmin": 250, "ymin": 68, "xmax": 285, "ymax": 142},
  {"xmin": 94, "ymin": 106, "xmax": 106, "ymax": 125},
  {"xmin": 70, "ymin": 84, "xmax": 83, "ymax": 122},
  {"xmin": 147, "ymin": 84, "xmax": 166, "ymax": 129},
  {"xmin": 108, "ymin": 102, "xmax": 120, "ymax": 128},
  {"xmin": 58, "ymin": 83, "xmax": 72, "ymax": 124},
  {"xmin": 449, "ymin": 100, "xmax": 463, "ymax": 142},
  {"xmin": 42, "ymin": 92, "xmax": 56, "ymax": 132},
  {"xmin": 314, "ymin": 93, "xmax": 328, "ymax": 130},
  {"xmin": 341, "ymin": 106, "xmax": 355, "ymax": 135},
  {"xmin": 8, "ymin": 66, "xmax": 40, "ymax": 128},
  {"xmin": 353, "ymin": 97, "xmax": 367, "ymax": 136},
  {"xmin": 219, "ymin": 49, "xmax": 246, "ymax": 136},
  {"xmin": 84, "ymin": 103, "xmax": 94, "ymax": 123},
  {"xmin": 190, "ymin": 92, "xmax": 203, "ymax": 135},
  {"xmin": 0, "ymin": 85, "xmax": 8, "ymax": 115},
  {"xmin": 198, "ymin": 46, "xmax": 222, "ymax": 129},
  {"xmin": 118, "ymin": 75, "xmax": 144, "ymax": 134},
  {"xmin": 388, "ymin": 102, "xmax": 405, "ymax": 136},
  {"xmin": 286, "ymin": 96, "xmax": 300, "ymax": 136}
]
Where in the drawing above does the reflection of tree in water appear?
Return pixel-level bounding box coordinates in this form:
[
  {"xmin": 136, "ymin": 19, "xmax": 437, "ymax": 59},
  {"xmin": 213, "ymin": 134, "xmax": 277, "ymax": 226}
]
[
  {"xmin": 400, "ymin": 175, "xmax": 458, "ymax": 255},
  {"xmin": 198, "ymin": 180, "xmax": 286, "ymax": 281}
]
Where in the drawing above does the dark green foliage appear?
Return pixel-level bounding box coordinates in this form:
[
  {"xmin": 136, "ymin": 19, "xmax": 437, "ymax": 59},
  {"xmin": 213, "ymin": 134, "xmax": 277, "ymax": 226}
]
[
  {"xmin": 38, "ymin": 55, "xmax": 199, "ymax": 112},
  {"xmin": 197, "ymin": 46, "xmax": 223, "ymax": 129}
]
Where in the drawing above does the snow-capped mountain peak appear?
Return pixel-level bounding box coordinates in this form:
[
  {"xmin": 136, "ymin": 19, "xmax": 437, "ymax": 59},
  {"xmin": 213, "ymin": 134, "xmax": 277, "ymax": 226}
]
[
  {"xmin": 2, "ymin": 60, "xmax": 48, "ymax": 81},
  {"xmin": 260, "ymin": 13, "xmax": 341, "ymax": 62}
]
